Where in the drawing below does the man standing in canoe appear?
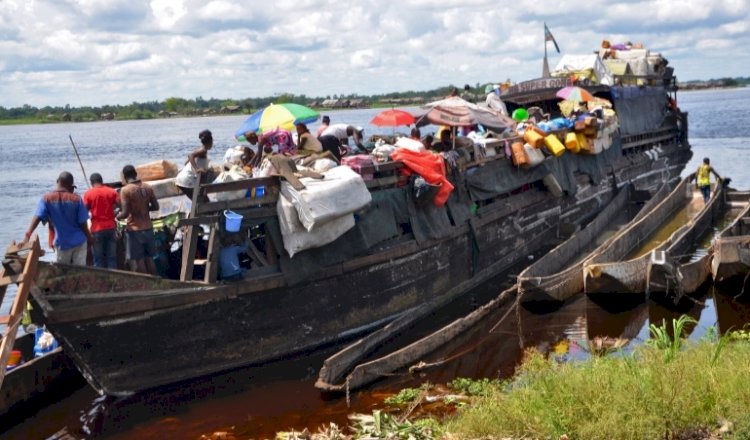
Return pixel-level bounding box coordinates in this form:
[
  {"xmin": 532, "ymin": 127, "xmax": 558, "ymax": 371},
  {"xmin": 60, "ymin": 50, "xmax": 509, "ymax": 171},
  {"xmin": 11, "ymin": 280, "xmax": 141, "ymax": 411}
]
[
  {"xmin": 117, "ymin": 165, "xmax": 159, "ymax": 275},
  {"xmin": 693, "ymin": 157, "xmax": 722, "ymax": 203},
  {"xmin": 21, "ymin": 171, "xmax": 93, "ymax": 265}
]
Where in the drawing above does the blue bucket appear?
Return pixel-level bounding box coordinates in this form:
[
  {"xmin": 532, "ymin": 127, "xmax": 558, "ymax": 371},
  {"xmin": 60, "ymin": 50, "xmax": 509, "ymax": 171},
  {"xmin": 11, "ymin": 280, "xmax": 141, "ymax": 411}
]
[{"xmin": 224, "ymin": 210, "xmax": 243, "ymax": 232}]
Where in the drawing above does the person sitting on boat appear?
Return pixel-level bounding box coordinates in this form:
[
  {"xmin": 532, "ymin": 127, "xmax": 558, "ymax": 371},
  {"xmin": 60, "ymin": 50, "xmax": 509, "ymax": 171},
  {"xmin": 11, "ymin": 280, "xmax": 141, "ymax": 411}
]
[
  {"xmin": 176, "ymin": 129, "xmax": 213, "ymax": 201},
  {"xmin": 410, "ymin": 127, "xmax": 421, "ymax": 140},
  {"xmin": 431, "ymin": 128, "xmax": 453, "ymax": 153},
  {"xmin": 83, "ymin": 172, "xmax": 120, "ymax": 269},
  {"xmin": 295, "ymin": 122, "xmax": 323, "ymax": 155},
  {"xmin": 692, "ymin": 157, "xmax": 723, "ymax": 203},
  {"xmin": 319, "ymin": 124, "xmax": 365, "ymax": 158},
  {"xmin": 315, "ymin": 115, "xmax": 330, "ymax": 138},
  {"xmin": 21, "ymin": 171, "xmax": 93, "ymax": 265},
  {"xmin": 485, "ymin": 84, "xmax": 509, "ymax": 116},
  {"xmin": 117, "ymin": 165, "xmax": 159, "ymax": 275}
]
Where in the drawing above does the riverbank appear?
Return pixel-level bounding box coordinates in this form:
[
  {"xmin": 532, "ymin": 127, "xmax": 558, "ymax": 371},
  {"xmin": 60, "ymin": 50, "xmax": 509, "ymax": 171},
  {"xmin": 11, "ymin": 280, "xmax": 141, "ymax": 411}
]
[{"xmin": 280, "ymin": 319, "xmax": 750, "ymax": 440}]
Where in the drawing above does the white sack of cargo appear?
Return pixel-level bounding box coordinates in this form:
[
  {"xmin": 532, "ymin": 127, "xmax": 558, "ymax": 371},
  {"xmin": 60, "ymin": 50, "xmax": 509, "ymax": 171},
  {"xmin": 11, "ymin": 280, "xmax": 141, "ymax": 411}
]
[
  {"xmin": 146, "ymin": 177, "xmax": 183, "ymax": 199},
  {"xmin": 552, "ymin": 54, "xmax": 614, "ymax": 86},
  {"xmin": 277, "ymin": 194, "xmax": 355, "ymax": 257},
  {"xmin": 280, "ymin": 165, "xmax": 372, "ymax": 232},
  {"xmin": 209, "ymin": 166, "xmax": 252, "ymax": 202},
  {"xmin": 394, "ymin": 137, "xmax": 426, "ymax": 152}
]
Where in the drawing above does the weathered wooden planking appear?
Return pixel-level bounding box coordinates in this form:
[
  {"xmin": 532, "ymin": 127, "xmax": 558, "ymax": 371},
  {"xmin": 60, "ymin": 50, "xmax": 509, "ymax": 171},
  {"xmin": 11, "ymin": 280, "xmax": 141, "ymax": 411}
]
[
  {"xmin": 583, "ymin": 177, "xmax": 693, "ymax": 295},
  {"xmin": 647, "ymin": 184, "xmax": 733, "ymax": 299}
]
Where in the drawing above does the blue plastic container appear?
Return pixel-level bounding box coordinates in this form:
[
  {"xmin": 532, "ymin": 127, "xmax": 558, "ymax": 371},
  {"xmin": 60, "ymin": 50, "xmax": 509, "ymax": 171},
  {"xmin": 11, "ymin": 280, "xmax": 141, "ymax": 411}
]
[{"xmin": 224, "ymin": 210, "xmax": 243, "ymax": 232}]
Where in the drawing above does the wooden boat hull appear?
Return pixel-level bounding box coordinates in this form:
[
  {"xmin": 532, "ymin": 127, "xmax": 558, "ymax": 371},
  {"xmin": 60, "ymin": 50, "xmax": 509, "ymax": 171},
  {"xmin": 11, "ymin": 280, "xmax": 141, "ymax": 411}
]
[
  {"xmin": 647, "ymin": 185, "xmax": 732, "ymax": 299},
  {"xmin": 29, "ymin": 116, "xmax": 692, "ymax": 395},
  {"xmin": 519, "ymin": 184, "xmax": 650, "ymax": 303},
  {"xmin": 0, "ymin": 333, "xmax": 82, "ymax": 421},
  {"xmin": 584, "ymin": 178, "xmax": 704, "ymax": 296},
  {"xmin": 711, "ymin": 194, "xmax": 750, "ymax": 285}
]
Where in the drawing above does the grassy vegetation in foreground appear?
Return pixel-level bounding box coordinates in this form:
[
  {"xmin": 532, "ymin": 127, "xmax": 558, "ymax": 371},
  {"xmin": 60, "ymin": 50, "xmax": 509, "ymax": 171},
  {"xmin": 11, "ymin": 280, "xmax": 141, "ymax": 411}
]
[{"xmin": 443, "ymin": 322, "xmax": 750, "ymax": 439}]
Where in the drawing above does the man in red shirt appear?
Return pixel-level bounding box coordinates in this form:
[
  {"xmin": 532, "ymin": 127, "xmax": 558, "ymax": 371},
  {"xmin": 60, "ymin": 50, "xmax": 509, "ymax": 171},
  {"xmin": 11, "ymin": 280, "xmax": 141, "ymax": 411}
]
[
  {"xmin": 83, "ymin": 173, "xmax": 120, "ymax": 269},
  {"xmin": 117, "ymin": 165, "xmax": 159, "ymax": 275}
]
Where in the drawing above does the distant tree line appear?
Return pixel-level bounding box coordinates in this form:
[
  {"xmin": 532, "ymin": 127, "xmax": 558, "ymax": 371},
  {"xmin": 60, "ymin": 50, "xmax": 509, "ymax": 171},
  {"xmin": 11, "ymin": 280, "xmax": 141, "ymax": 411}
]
[
  {"xmin": 678, "ymin": 76, "xmax": 750, "ymax": 90},
  {"xmin": 0, "ymin": 83, "xmax": 490, "ymax": 124}
]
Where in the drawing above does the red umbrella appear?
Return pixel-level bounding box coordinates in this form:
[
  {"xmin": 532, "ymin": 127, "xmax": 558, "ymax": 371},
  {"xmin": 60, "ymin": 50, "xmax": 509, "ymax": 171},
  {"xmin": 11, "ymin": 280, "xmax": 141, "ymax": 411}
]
[{"xmin": 370, "ymin": 109, "xmax": 416, "ymax": 127}]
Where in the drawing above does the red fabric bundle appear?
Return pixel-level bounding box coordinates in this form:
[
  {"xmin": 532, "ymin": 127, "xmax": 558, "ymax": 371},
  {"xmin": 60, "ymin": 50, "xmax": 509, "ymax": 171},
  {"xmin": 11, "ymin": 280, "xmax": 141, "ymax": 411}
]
[{"xmin": 391, "ymin": 148, "xmax": 454, "ymax": 207}]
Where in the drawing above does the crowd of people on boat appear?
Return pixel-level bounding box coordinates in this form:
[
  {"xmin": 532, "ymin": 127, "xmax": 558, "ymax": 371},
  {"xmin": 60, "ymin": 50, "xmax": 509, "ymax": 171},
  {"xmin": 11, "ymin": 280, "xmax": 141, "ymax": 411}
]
[{"xmin": 20, "ymin": 165, "xmax": 160, "ymax": 275}]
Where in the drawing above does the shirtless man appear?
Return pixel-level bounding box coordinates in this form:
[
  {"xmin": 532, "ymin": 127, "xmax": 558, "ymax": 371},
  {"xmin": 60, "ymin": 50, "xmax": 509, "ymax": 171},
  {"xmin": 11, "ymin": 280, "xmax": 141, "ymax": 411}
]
[{"xmin": 117, "ymin": 165, "xmax": 160, "ymax": 275}]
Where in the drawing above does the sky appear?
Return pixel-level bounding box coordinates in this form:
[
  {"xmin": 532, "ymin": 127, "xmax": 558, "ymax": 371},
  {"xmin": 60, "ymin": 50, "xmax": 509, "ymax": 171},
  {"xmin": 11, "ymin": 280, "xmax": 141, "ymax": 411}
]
[{"xmin": 1, "ymin": 0, "xmax": 748, "ymax": 108}]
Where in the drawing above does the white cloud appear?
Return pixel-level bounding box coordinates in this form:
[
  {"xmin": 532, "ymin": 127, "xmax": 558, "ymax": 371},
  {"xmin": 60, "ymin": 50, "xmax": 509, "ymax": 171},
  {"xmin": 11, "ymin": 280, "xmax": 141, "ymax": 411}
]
[
  {"xmin": 1, "ymin": 0, "xmax": 750, "ymax": 107},
  {"xmin": 150, "ymin": 0, "xmax": 187, "ymax": 29},
  {"xmin": 350, "ymin": 49, "xmax": 380, "ymax": 68}
]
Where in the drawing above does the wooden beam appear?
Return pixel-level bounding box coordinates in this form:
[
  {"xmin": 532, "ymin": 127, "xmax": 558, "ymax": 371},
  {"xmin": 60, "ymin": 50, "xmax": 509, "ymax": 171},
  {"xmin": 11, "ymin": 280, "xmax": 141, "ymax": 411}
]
[
  {"xmin": 196, "ymin": 193, "xmax": 279, "ymax": 215},
  {"xmin": 203, "ymin": 225, "xmax": 220, "ymax": 283},
  {"xmin": 179, "ymin": 178, "xmax": 202, "ymax": 281},
  {"xmin": 177, "ymin": 216, "xmax": 219, "ymax": 227},
  {"xmin": 201, "ymin": 176, "xmax": 279, "ymax": 194},
  {"xmin": 0, "ymin": 236, "xmax": 40, "ymax": 388}
]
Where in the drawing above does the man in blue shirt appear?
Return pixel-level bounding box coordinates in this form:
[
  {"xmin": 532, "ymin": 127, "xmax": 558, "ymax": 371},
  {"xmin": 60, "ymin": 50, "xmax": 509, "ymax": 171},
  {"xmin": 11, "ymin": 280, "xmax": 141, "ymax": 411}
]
[{"xmin": 22, "ymin": 171, "xmax": 93, "ymax": 265}]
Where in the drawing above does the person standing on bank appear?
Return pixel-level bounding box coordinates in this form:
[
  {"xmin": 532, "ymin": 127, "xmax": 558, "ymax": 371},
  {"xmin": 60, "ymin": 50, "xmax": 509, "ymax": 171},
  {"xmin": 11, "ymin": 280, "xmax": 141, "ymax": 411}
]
[
  {"xmin": 21, "ymin": 171, "xmax": 92, "ymax": 265},
  {"xmin": 83, "ymin": 173, "xmax": 120, "ymax": 269},
  {"xmin": 176, "ymin": 129, "xmax": 213, "ymax": 200},
  {"xmin": 117, "ymin": 165, "xmax": 159, "ymax": 275},
  {"xmin": 692, "ymin": 157, "xmax": 722, "ymax": 203}
]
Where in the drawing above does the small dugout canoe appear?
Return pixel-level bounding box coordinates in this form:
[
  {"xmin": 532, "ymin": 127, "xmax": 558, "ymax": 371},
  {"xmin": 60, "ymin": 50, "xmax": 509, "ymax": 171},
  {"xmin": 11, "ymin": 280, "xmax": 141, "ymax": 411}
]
[
  {"xmin": 711, "ymin": 191, "xmax": 750, "ymax": 286},
  {"xmin": 0, "ymin": 332, "xmax": 82, "ymax": 423},
  {"xmin": 519, "ymin": 183, "xmax": 652, "ymax": 303},
  {"xmin": 315, "ymin": 286, "xmax": 518, "ymax": 392},
  {"xmin": 583, "ymin": 176, "xmax": 708, "ymax": 296},
  {"xmin": 647, "ymin": 185, "xmax": 739, "ymax": 301}
]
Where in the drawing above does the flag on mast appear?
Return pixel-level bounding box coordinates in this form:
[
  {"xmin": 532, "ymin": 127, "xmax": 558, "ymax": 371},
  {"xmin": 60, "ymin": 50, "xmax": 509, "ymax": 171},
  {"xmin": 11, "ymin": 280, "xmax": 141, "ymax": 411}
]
[{"xmin": 544, "ymin": 23, "xmax": 560, "ymax": 53}]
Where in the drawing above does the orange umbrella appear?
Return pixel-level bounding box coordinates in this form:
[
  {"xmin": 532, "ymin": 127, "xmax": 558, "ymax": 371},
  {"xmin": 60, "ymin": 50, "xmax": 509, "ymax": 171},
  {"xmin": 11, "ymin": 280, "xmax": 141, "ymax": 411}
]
[{"xmin": 370, "ymin": 109, "xmax": 415, "ymax": 127}]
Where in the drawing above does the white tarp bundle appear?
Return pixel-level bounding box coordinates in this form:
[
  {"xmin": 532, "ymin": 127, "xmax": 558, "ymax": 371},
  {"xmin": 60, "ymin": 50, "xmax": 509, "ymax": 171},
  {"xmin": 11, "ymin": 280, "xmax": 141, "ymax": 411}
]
[
  {"xmin": 280, "ymin": 165, "xmax": 372, "ymax": 232},
  {"xmin": 276, "ymin": 194, "xmax": 355, "ymax": 257},
  {"xmin": 552, "ymin": 54, "xmax": 614, "ymax": 86}
]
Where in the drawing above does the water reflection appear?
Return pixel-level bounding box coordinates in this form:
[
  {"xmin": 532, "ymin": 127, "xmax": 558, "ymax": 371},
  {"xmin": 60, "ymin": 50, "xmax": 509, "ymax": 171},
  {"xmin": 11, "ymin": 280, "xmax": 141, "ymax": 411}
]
[{"xmin": 5, "ymin": 285, "xmax": 750, "ymax": 439}]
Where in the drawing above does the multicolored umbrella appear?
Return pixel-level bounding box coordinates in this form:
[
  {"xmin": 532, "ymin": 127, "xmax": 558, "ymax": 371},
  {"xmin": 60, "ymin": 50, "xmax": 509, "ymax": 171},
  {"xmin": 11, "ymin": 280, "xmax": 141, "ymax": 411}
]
[
  {"xmin": 556, "ymin": 86, "xmax": 594, "ymax": 102},
  {"xmin": 234, "ymin": 103, "xmax": 319, "ymax": 140},
  {"xmin": 370, "ymin": 109, "xmax": 416, "ymax": 127}
]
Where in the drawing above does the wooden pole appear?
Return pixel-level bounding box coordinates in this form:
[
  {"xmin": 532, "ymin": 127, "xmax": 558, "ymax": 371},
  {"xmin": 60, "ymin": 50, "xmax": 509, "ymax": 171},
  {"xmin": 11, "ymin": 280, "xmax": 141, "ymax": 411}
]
[{"xmin": 68, "ymin": 135, "xmax": 91, "ymax": 189}]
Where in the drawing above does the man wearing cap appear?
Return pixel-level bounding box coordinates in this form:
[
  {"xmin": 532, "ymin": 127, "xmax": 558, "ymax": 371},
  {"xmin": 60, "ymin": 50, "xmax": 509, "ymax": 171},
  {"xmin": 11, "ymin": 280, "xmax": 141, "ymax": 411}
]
[
  {"xmin": 319, "ymin": 123, "xmax": 365, "ymax": 159},
  {"xmin": 83, "ymin": 172, "xmax": 120, "ymax": 269},
  {"xmin": 117, "ymin": 165, "xmax": 159, "ymax": 275},
  {"xmin": 22, "ymin": 171, "xmax": 93, "ymax": 265}
]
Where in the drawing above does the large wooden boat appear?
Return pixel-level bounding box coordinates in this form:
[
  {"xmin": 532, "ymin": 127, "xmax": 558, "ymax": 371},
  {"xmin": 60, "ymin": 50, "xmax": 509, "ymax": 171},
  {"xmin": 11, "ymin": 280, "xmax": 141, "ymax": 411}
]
[
  {"xmin": 711, "ymin": 192, "xmax": 750, "ymax": 286},
  {"xmin": 583, "ymin": 177, "xmax": 705, "ymax": 296},
  {"xmin": 27, "ymin": 64, "xmax": 692, "ymax": 396}
]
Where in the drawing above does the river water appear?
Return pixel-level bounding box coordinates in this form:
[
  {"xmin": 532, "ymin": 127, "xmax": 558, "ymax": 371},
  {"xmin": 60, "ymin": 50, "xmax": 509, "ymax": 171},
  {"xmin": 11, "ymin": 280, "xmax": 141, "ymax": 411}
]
[{"xmin": 1, "ymin": 88, "xmax": 749, "ymax": 439}]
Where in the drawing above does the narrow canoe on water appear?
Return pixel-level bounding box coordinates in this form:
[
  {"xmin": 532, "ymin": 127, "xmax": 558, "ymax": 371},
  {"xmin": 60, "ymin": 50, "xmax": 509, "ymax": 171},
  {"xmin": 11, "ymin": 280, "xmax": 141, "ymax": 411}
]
[
  {"xmin": 711, "ymin": 191, "xmax": 750, "ymax": 286},
  {"xmin": 518, "ymin": 183, "xmax": 653, "ymax": 304},
  {"xmin": 0, "ymin": 332, "xmax": 82, "ymax": 424},
  {"xmin": 647, "ymin": 186, "xmax": 742, "ymax": 301},
  {"xmin": 583, "ymin": 176, "xmax": 709, "ymax": 296}
]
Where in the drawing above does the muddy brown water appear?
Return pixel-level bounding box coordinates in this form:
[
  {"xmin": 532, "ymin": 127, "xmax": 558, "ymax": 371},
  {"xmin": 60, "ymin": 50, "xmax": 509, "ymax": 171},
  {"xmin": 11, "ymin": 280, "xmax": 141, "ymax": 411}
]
[{"xmin": 4, "ymin": 280, "xmax": 750, "ymax": 439}]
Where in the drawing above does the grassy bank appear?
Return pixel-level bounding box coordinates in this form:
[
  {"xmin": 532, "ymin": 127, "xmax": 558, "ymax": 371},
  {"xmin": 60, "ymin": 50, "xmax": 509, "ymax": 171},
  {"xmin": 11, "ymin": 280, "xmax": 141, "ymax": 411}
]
[
  {"xmin": 284, "ymin": 319, "xmax": 750, "ymax": 440},
  {"xmin": 444, "ymin": 335, "xmax": 750, "ymax": 439}
]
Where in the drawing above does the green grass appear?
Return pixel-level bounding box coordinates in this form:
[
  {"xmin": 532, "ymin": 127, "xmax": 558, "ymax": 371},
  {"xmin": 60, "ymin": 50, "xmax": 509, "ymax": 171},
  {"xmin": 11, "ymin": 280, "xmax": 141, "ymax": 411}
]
[{"xmin": 442, "ymin": 326, "xmax": 750, "ymax": 439}]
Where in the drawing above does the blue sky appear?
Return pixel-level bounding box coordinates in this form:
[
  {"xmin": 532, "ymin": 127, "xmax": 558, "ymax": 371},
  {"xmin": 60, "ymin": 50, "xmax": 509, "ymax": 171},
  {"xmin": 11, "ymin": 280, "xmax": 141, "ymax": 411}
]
[{"xmin": 1, "ymin": 0, "xmax": 748, "ymax": 107}]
